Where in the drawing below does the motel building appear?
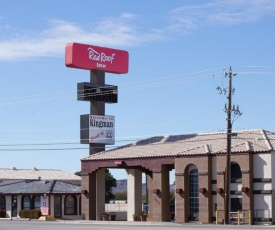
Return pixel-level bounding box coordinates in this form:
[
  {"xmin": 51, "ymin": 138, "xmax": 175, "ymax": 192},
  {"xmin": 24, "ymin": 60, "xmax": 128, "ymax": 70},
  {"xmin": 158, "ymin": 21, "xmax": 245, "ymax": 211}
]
[
  {"xmin": 81, "ymin": 129, "xmax": 275, "ymax": 225},
  {"xmin": 0, "ymin": 168, "xmax": 81, "ymax": 219}
]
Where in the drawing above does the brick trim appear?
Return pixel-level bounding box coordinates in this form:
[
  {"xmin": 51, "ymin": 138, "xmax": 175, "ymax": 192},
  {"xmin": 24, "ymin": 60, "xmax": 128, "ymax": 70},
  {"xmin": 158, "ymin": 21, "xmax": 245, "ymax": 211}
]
[
  {"xmin": 230, "ymin": 191, "xmax": 242, "ymax": 195},
  {"xmin": 198, "ymin": 172, "xmax": 208, "ymax": 176},
  {"xmin": 254, "ymin": 218, "xmax": 272, "ymax": 222},
  {"xmin": 253, "ymin": 190, "xmax": 272, "ymax": 194},
  {"xmin": 231, "ymin": 179, "xmax": 242, "ymax": 183},
  {"xmin": 175, "ymin": 173, "xmax": 184, "ymax": 176},
  {"xmin": 253, "ymin": 178, "xmax": 272, "ymax": 183}
]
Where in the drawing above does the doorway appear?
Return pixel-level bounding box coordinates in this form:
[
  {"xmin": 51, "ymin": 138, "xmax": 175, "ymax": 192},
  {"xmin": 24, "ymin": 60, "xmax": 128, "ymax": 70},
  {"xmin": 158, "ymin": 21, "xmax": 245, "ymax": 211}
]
[
  {"xmin": 54, "ymin": 195, "xmax": 62, "ymax": 218},
  {"xmin": 11, "ymin": 196, "xmax": 17, "ymax": 217}
]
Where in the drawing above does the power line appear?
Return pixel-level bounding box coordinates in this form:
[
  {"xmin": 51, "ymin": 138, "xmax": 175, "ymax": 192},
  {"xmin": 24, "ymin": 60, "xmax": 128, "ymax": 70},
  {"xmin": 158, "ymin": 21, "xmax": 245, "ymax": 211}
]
[
  {"xmin": 0, "ymin": 70, "xmax": 225, "ymax": 105},
  {"xmin": 0, "ymin": 134, "xmax": 273, "ymax": 151},
  {"xmin": 0, "ymin": 126, "xmax": 274, "ymax": 146},
  {"xmin": 0, "ymin": 73, "xmax": 220, "ymax": 105},
  {"xmin": 239, "ymin": 72, "xmax": 275, "ymax": 76},
  {"xmin": 0, "ymin": 67, "xmax": 273, "ymax": 105},
  {"xmin": 0, "ymin": 119, "xmax": 226, "ymax": 133},
  {"xmin": 0, "ymin": 130, "xmax": 275, "ymax": 150},
  {"xmin": 233, "ymin": 65, "xmax": 274, "ymax": 68}
]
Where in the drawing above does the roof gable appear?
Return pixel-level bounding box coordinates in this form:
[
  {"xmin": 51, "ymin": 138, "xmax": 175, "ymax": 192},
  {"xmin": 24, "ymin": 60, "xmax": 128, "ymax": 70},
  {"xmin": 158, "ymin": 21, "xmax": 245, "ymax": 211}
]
[
  {"xmin": 0, "ymin": 168, "xmax": 81, "ymax": 181},
  {"xmin": 0, "ymin": 179, "xmax": 80, "ymax": 194}
]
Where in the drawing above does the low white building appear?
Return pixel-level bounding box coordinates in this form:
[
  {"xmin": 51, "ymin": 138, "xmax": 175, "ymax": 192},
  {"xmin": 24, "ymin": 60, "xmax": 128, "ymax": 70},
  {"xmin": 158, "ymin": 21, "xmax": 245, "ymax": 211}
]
[
  {"xmin": 0, "ymin": 168, "xmax": 81, "ymax": 220},
  {"xmin": 0, "ymin": 167, "xmax": 81, "ymax": 185}
]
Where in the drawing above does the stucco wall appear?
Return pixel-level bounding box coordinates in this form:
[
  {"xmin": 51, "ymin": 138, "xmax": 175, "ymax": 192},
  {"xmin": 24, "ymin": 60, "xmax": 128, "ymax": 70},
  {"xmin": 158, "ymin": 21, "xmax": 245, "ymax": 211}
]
[
  {"xmin": 253, "ymin": 154, "xmax": 271, "ymax": 178},
  {"xmin": 4, "ymin": 196, "xmax": 11, "ymax": 218},
  {"xmin": 253, "ymin": 153, "xmax": 272, "ymax": 220}
]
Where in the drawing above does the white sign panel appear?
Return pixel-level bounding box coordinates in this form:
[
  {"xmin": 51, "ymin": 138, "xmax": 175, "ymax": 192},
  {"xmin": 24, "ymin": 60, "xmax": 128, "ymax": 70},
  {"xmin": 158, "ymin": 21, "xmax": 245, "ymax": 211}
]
[
  {"xmin": 40, "ymin": 195, "xmax": 49, "ymax": 216},
  {"xmin": 89, "ymin": 115, "xmax": 115, "ymax": 145}
]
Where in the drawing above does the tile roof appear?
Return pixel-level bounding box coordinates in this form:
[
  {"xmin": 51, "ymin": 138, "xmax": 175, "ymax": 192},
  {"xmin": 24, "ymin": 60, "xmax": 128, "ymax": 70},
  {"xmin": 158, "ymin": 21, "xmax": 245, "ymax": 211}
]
[
  {"xmin": 0, "ymin": 180, "xmax": 80, "ymax": 195},
  {"xmin": 0, "ymin": 168, "xmax": 81, "ymax": 181},
  {"xmin": 82, "ymin": 129, "xmax": 275, "ymax": 161}
]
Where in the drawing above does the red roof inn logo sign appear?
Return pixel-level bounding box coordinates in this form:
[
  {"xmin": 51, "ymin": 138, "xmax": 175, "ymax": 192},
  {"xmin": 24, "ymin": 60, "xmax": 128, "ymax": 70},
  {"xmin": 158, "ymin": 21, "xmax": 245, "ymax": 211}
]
[{"xmin": 65, "ymin": 43, "xmax": 129, "ymax": 74}]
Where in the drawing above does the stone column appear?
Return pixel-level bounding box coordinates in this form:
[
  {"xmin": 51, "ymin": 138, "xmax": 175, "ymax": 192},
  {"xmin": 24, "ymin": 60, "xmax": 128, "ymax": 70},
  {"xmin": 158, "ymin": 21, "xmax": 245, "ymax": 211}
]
[
  {"xmin": 96, "ymin": 168, "xmax": 106, "ymax": 220},
  {"xmin": 198, "ymin": 172, "xmax": 212, "ymax": 223},
  {"xmin": 238, "ymin": 154, "xmax": 253, "ymax": 224},
  {"xmin": 152, "ymin": 165, "xmax": 170, "ymax": 222},
  {"xmin": 81, "ymin": 172, "xmax": 96, "ymax": 220},
  {"xmin": 216, "ymin": 155, "xmax": 226, "ymax": 215},
  {"xmin": 81, "ymin": 169, "xmax": 105, "ymax": 220},
  {"xmin": 174, "ymin": 171, "xmax": 186, "ymax": 222},
  {"xmin": 147, "ymin": 172, "xmax": 153, "ymax": 221},
  {"xmin": 127, "ymin": 169, "xmax": 142, "ymax": 221}
]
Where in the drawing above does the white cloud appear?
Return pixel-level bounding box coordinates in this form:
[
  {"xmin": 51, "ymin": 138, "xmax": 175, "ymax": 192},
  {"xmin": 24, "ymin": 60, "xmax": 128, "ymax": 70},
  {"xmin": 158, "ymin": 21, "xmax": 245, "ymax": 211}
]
[
  {"xmin": 169, "ymin": 0, "xmax": 275, "ymax": 32},
  {"xmin": 0, "ymin": 14, "xmax": 163, "ymax": 61},
  {"xmin": 1, "ymin": 1, "xmax": 274, "ymax": 61}
]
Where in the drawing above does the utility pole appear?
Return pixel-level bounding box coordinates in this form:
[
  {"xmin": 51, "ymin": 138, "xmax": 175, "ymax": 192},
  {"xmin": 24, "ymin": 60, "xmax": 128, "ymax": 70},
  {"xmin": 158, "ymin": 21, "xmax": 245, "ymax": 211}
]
[
  {"xmin": 216, "ymin": 66, "xmax": 241, "ymax": 224},
  {"xmin": 224, "ymin": 67, "xmax": 233, "ymax": 224}
]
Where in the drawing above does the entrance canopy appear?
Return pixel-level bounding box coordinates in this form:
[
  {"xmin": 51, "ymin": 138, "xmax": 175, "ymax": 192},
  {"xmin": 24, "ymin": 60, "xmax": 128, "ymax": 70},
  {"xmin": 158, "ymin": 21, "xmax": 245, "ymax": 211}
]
[{"xmin": 82, "ymin": 129, "xmax": 274, "ymax": 173}]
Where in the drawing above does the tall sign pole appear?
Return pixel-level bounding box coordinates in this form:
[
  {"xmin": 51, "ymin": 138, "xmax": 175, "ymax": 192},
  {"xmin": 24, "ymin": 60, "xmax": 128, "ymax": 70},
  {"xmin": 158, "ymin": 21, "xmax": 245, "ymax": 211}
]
[
  {"xmin": 89, "ymin": 70, "xmax": 106, "ymax": 155},
  {"xmin": 66, "ymin": 42, "xmax": 128, "ymax": 149},
  {"xmin": 65, "ymin": 43, "xmax": 128, "ymax": 220}
]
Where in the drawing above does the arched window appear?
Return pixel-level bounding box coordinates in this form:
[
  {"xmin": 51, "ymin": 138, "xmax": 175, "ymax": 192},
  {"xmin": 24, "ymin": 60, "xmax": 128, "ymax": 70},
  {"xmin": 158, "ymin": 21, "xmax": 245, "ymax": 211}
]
[
  {"xmin": 231, "ymin": 162, "xmax": 242, "ymax": 181},
  {"xmin": 22, "ymin": 195, "xmax": 31, "ymax": 210},
  {"xmin": 33, "ymin": 196, "xmax": 41, "ymax": 210},
  {"xmin": 64, "ymin": 195, "xmax": 77, "ymax": 215},
  {"xmin": 0, "ymin": 196, "xmax": 5, "ymax": 210},
  {"xmin": 189, "ymin": 167, "xmax": 199, "ymax": 221}
]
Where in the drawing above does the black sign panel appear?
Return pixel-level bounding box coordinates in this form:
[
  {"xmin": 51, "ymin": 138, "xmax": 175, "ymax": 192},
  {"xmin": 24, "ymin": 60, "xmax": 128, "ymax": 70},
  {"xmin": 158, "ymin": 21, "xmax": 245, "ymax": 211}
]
[{"xmin": 77, "ymin": 82, "xmax": 118, "ymax": 103}]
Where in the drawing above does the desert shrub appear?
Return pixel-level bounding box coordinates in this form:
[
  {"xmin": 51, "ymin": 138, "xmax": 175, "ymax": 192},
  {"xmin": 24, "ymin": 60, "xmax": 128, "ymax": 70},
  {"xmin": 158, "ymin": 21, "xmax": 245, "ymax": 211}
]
[
  {"xmin": 19, "ymin": 209, "xmax": 41, "ymax": 219},
  {"xmin": 0, "ymin": 208, "xmax": 6, "ymax": 218},
  {"xmin": 19, "ymin": 209, "xmax": 28, "ymax": 218},
  {"xmin": 30, "ymin": 210, "xmax": 41, "ymax": 219}
]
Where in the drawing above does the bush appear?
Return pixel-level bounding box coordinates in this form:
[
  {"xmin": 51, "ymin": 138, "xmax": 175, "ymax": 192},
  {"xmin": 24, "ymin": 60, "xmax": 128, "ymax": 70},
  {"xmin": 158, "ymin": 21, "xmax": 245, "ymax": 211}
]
[
  {"xmin": 19, "ymin": 209, "xmax": 41, "ymax": 219},
  {"xmin": 19, "ymin": 210, "xmax": 28, "ymax": 218},
  {"xmin": 30, "ymin": 210, "xmax": 41, "ymax": 219},
  {"xmin": 0, "ymin": 208, "xmax": 6, "ymax": 218}
]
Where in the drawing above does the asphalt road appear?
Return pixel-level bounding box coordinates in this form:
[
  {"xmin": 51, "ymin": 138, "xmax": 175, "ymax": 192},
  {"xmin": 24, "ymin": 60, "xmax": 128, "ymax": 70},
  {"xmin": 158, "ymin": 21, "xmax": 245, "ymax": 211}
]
[{"xmin": 0, "ymin": 220, "xmax": 274, "ymax": 230}]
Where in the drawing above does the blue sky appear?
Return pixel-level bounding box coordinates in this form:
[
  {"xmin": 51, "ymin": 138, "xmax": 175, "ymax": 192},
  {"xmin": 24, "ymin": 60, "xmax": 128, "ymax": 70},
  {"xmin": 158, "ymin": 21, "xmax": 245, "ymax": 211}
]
[{"xmin": 0, "ymin": 0, "xmax": 275, "ymax": 180}]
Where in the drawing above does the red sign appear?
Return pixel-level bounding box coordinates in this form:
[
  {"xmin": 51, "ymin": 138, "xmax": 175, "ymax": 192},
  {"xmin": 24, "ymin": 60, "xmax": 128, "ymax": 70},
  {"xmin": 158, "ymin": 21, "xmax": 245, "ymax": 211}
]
[
  {"xmin": 40, "ymin": 207, "xmax": 49, "ymax": 216},
  {"xmin": 65, "ymin": 43, "xmax": 129, "ymax": 74}
]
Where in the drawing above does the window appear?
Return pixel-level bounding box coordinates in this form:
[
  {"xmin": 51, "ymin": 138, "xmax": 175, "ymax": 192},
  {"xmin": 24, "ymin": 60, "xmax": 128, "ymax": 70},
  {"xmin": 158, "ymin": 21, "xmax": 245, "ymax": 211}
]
[
  {"xmin": 33, "ymin": 196, "xmax": 40, "ymax": 210},
  {"xmin": 65, "ymin": 195, "xmax": 77, "ymax": 215},
  {"xmin": 22, "ymin": 195, "xmax": 31, "ymax": 210},
  {"xmin": 231, "ymin": 162, "xmax": 242, "ymax": 181},
  {"xmin": 189, "ymin": 167, "xmax": 199, "ymax": 221},
  {"xmin": 231, "ymin": 197, "xmax": 242, "ymax": 212},
  {"xmin": 0, "ymin": 196, "xmax": 5, "ymax": 210}
]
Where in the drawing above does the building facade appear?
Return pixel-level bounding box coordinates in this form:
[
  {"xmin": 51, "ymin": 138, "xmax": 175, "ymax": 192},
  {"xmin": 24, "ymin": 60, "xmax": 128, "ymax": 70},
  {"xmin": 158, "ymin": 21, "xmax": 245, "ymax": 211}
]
[
  {"xmin": 81, "ymin": 129, "xmax": 275, "ymax": 224},
  {"xmin": 0, "ymin": 168, "xmax": 81, "ymax": 220}
]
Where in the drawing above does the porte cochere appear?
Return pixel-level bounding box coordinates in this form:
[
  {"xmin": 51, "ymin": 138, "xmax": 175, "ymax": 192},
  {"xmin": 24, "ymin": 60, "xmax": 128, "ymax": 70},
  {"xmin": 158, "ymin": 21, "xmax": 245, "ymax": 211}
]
[{"xmin": 81, "ymin": 129, "xmax": 275, "ymax": 224}]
